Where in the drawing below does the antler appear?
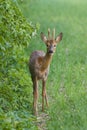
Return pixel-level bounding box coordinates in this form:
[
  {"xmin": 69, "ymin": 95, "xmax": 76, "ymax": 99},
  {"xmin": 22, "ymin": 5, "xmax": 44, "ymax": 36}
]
[
  {"xmin": 48, "ymin": 28, "xmax": 55, "ymax": 40},
  {"xmin": 48, "ymin": 28, "xmax": 50, "ymax": 40},
  {"xmin": 52, "ymin": 28, "xmax": 55, "ymax": 40}
]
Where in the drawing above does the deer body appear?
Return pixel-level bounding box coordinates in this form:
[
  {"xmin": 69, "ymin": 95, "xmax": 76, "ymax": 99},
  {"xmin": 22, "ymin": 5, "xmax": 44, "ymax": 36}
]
[
  {"xmin": 29, "ymin": 51, "xmax": 51, "ymax": 80},
  {"xmin": 29, "ymin": 29, "xmax": 63, "ymax": 115}
]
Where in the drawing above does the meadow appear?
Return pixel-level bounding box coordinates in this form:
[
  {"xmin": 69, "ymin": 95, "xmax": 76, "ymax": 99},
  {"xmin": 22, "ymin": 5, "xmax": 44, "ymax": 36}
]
[{"xmin": 18, "ymin": 0, "xmax": 87, "ymax": 129}]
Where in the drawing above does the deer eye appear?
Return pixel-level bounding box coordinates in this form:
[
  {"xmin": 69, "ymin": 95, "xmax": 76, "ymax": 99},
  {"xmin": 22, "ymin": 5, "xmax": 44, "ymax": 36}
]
[
  {"xmin": 54, "ymin": 45, "xmax": 56, "ymax": 47},
  {"xmin": 46, "ymin": 44, "xmax": 49, "ymax": 47}
]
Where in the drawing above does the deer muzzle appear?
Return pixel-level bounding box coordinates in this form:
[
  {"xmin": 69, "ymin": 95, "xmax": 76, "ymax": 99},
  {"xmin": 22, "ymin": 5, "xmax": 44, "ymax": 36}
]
[{"xmin": 48, "ymin": 45, "xmax": 54, "ymax": 54}]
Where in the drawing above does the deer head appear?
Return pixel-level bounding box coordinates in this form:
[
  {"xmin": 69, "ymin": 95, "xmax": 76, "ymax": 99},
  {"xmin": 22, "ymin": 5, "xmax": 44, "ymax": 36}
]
[{"xmin": 41, "ymin": 28, "xmax": 63, "ymax": 55}]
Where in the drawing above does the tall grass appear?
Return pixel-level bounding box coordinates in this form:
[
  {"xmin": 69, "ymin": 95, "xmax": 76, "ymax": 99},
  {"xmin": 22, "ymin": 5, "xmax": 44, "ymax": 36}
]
[{"xmin": 19, "ymin": 0, "xmax": 87, "ymax": 129}]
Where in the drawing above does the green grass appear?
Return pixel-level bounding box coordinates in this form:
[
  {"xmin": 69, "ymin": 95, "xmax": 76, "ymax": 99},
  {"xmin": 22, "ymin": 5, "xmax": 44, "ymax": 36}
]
[{"xmin": 19, "ymin": 0, "xmax": 87, "ymax": 129}]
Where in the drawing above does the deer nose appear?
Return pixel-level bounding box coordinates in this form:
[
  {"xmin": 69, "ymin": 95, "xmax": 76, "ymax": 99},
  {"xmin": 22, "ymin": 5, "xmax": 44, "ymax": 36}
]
[
  {"xmin": 48, "ymin": 50, "xmax": 53, "ymax": 54},
  {"xmin": 48, "ymin": 45, "xmax": 54, "ymax": 54}
]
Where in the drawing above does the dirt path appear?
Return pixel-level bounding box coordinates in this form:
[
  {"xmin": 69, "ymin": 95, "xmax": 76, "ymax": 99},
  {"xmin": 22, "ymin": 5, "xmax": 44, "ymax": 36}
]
[
  {"xmin": 34, "ymin": 103, "xmax": 50, "ymax": 130},
  {"xmin": 36, "ymin": 112, "xmax": 49, "ymax": 130}
]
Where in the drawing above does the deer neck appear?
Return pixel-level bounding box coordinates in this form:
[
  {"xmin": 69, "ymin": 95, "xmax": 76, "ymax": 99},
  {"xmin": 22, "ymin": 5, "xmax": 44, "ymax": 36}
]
[{"xmin": 41, "ymin": 53, "xmax": 53, "ymax": 71}]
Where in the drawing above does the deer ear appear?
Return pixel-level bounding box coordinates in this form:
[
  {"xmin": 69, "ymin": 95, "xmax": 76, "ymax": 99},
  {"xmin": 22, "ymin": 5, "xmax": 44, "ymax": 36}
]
[
  {"xmin": 41, "ymin": 32, "xmax": 47, "ymax": 43},
  {"xmin": 55, "ymin": 32, "xmax": 63, "ymax": 43}
]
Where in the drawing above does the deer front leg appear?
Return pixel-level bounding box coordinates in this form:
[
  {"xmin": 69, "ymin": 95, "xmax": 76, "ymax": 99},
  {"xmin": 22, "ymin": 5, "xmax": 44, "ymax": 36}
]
[
  {"xmin": 42, "ymin": 79, "xmax": 48, "ymax": 111},
  {"xmin": 33, "ymin": 77, "xmax": 38, "ymax": 115}
]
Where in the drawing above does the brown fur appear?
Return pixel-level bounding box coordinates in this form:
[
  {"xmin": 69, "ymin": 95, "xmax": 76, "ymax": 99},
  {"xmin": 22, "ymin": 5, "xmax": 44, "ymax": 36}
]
[{"xmin": 29, "ymin": 29, "xmax": 63, "ymax": 115}]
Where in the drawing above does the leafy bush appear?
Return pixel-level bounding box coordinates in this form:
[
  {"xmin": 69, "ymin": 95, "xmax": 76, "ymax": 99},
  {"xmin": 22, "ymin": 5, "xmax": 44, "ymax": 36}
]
[
  {"xmin": 0, "ymin": 0, "xmax": 38, "ymax": 129},
  {"xmin": 0, "ymin": 109, "xmax": 38, "ymax": 130}
]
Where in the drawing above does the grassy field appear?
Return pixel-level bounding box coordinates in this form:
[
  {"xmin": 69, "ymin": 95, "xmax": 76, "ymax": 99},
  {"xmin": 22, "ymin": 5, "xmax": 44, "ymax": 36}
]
[{"xmin": 19, "ymin": 0, "xmax": 87, "ymax": 129}]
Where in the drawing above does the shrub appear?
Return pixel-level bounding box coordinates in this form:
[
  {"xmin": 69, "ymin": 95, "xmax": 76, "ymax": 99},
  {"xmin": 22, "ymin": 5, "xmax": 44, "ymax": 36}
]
[{"xmin": 0, "ymin": 0, "xmax": 38, "ymax": 129}]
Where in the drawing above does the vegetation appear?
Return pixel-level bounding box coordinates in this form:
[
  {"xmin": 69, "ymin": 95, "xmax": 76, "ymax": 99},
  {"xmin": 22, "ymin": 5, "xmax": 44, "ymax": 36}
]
[
  {"xmin": 19, "ymin": 0, "xmax": 87, "ymax": 130},
  {"xmin": 0, "ymin": 0, "xmax": 38, "ymax": 129},
  {"xmin": 0, "ymin": 0, "xmax": 87, "ymax": 130}
]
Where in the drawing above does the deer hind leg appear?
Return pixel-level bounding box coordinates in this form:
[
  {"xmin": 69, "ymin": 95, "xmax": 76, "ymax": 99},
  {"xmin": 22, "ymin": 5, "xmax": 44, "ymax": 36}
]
[
  {"xmin": 42, "ymin": 79, "xmax": 48, "ymax": 111},
  {"xmin": 32, "ymin": 77, "xmax": 38, "ymax": 115}
]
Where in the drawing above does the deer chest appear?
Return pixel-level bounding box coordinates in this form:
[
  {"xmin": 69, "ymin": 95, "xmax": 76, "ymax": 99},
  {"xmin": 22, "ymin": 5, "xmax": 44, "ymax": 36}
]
[{"xmin": 36, "ymin": 67, "xmax": 49, "ymax": 80}]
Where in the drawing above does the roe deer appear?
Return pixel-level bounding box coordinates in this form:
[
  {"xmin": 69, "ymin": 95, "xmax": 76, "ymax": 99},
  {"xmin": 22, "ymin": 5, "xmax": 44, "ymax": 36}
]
[{"xmin": 29, "ymin": 28, "xmax": 63, "ymax": 115}]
